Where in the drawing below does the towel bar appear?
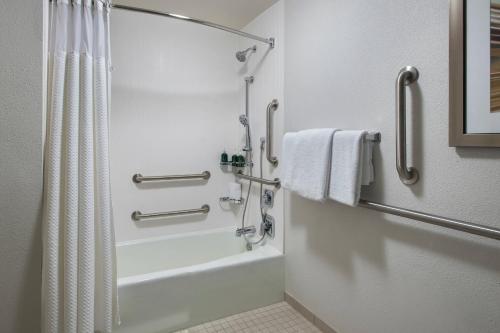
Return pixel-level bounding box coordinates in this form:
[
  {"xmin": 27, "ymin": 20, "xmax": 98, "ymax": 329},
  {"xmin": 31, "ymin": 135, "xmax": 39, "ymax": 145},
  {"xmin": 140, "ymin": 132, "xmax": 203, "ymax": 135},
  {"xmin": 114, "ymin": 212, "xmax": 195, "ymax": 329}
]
[{"xmin": 365, "ymin": 132, "xmax": 381, "ymax": 143}]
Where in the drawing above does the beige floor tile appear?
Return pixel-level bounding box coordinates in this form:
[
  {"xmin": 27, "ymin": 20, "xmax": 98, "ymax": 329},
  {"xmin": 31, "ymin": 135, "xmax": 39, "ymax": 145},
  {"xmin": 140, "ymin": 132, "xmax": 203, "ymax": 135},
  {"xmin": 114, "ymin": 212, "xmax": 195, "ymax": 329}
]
[{"xmin": 176, "ymin": 302, "xmax": 321, "ymax": 333}]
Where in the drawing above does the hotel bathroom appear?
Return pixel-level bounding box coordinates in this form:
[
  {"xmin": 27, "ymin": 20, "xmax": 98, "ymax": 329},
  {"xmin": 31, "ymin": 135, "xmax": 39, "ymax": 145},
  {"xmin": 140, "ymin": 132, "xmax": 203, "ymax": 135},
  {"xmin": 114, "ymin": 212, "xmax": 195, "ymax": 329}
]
[{"xmin": 1, "ymin": 1, "xmax": 500, "ymax": 333}]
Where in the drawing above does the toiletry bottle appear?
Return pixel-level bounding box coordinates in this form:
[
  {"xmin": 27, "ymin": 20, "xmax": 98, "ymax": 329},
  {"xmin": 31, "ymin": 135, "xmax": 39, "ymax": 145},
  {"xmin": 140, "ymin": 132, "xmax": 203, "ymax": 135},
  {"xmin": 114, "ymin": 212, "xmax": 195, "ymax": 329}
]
[
  {"xmin": 231, "ymin": 154, "xmax": 238, "ymax": 167},
  {"xmin": 221, "ymin": 150, "xmax": 228, "ymax": 164},
  {"xmin": 238, "ymin": 154, "xmax": 246, "ymax": 167}
]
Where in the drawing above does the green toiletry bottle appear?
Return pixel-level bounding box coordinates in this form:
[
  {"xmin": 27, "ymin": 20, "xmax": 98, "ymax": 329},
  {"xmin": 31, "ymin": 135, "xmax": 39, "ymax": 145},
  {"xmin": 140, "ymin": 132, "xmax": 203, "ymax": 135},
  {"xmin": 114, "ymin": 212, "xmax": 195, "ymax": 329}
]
[
  {"xmin": 231, "ymin": 154, "xmax": 238, "ymax": 166},
  {"xmin": 238, "ymin": 155, "xmax": 246, "ymax": 167},
  {"xmin": 221, "ymin": 151, "xmax": 228, "ymax": 164}
]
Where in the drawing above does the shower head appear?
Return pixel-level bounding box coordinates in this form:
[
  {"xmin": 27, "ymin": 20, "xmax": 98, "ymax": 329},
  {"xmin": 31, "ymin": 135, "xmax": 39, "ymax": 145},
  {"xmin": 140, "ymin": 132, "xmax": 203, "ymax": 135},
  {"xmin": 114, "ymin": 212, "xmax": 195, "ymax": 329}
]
[
  {"xmin": 239, "ymin": 115, "xmax": 249, "ymax": 126},
  {"xmin": 236, "ymin": 45, "xmax": 257, "ymax": 62}
]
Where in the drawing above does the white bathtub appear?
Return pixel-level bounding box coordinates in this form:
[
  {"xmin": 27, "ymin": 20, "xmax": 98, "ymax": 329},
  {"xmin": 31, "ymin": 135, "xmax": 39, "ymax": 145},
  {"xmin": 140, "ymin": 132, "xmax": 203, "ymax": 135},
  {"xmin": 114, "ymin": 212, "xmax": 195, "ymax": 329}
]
[{"xmin": 115, "ymin": 228, "xmax": 284, "ymax": 333}]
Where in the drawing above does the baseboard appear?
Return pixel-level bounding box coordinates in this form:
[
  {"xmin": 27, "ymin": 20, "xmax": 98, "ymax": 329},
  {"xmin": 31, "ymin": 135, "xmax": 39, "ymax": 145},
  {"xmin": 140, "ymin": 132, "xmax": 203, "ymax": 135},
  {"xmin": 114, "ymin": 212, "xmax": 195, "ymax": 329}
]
[{"xmin": 284, "ymin": 293, "xmax": 338, "ymax": 333}]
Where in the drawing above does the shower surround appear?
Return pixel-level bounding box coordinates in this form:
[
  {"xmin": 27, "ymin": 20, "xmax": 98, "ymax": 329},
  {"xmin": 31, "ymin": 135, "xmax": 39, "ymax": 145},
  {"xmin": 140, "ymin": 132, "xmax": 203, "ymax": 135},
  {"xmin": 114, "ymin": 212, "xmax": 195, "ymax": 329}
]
[{"xmin": 109, "ymin": 1, "xmax": 285, "ymax": 332}]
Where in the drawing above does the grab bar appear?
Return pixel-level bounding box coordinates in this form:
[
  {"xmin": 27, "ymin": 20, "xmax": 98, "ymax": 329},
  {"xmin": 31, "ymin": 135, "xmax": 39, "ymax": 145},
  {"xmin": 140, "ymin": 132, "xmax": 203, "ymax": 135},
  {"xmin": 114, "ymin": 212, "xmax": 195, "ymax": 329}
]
[
  {"xmin": 132, "ymin": 205, "xmax": 210, "ymax": 221},
  {"xmin": 236, "ymin": 171, "xmax": 281, "ymax": 188},
  {"xmin": 133, "ymin": 171, "xmax": 211, "ymax": 183},
  {"xmin": 266, "ymin": 99, "xmax": 279, "ymax": 166},
  {"xmin": 359, "ymin": 199, "xmax": 500, "ymax": 241},
  {"xmin": 396, "ymin": 66, "xmax": 419, "ymax": 185}
]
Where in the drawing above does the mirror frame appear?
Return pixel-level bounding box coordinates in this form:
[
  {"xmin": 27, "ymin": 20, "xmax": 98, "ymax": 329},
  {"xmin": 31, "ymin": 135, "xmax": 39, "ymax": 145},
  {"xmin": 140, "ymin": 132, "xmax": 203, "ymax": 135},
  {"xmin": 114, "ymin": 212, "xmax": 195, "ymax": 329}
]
[{"xmin": 449, "ymin": 0, "xmax": 500, "ymax": 147}]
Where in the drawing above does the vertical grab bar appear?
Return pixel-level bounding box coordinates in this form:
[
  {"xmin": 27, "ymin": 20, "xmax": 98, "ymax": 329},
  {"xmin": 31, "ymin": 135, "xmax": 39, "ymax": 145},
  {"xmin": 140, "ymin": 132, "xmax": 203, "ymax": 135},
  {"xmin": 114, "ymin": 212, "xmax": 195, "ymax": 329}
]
[
  {"xmin": 266, "ymin": 99, "xmax": 279, "ymax": 166},
  {"xmin": 396, "ymin": 66, "xmax": 419, "ymax": 185}
]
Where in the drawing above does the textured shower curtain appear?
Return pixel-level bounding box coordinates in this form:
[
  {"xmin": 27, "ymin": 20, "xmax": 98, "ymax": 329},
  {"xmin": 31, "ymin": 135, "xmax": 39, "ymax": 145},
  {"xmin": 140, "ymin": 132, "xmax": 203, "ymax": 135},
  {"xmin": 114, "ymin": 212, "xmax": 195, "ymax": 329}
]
[{"xmin": 42, "ymin": 1, "xmax": 119, "ymax": 332}]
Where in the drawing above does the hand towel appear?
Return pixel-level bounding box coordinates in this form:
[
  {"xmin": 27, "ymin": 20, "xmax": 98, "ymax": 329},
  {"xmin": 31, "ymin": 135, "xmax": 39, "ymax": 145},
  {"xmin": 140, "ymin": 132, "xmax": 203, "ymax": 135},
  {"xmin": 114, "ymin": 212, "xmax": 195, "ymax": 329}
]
[
  {"xmin": 329, "ymin": 130, "xmax": 369, "ymax": 206},
  {"xmin": 282, "ymin": 128, "xmax": 337, "ymax": 202}
]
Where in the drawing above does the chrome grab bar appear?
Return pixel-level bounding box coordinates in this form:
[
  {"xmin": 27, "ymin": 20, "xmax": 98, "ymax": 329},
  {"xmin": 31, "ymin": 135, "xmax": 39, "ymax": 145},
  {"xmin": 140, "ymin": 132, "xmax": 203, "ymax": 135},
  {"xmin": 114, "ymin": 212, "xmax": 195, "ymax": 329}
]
[
  {"xmin": 133, "ymin": 171, "xmax": 211, "ymax": 183},
  {"xmin": 266, "ymin": 99, "xmax": 279, "ymax": 166},
  {"xmin": 235, "ymin": 171, "xmax": 281, "ymax": 188},
  {"xmin": 359, "ymin": 200, "xmax": 500, "ymax": 241},
  {"xmin": 396, "ymin": 66, "xmax": 419, "ymax": 185},
  {"xmin": 132, "ymin": 205, "xmax": 210, "ymax": 221}
]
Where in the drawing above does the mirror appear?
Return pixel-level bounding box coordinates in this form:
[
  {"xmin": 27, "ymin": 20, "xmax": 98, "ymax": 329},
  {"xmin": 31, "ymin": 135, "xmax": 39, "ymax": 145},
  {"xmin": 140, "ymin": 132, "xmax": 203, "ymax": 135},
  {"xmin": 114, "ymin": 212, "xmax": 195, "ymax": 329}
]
[{"xmin": 450, "ymin": 0, "xmax": 500, "ymax": 146}]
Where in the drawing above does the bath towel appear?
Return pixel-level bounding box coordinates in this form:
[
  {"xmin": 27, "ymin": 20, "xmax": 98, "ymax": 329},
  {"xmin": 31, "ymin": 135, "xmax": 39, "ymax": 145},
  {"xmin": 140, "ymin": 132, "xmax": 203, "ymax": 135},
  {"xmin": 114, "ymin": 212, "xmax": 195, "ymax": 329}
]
[
  {"xmin": 329, "ymin": 130, "xmax": 373, "ymax": 206},
  {"xmin": 282, "ymin": 128, "xmax": 337, "ymax": 202}
]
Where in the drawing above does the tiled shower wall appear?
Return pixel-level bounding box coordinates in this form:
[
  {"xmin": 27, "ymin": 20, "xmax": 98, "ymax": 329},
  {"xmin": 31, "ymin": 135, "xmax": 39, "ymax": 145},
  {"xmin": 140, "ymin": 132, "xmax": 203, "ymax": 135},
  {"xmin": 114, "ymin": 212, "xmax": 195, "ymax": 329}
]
[{"xmin": 110, "ymin": 2, "xmax": 284, "ymax": 252}]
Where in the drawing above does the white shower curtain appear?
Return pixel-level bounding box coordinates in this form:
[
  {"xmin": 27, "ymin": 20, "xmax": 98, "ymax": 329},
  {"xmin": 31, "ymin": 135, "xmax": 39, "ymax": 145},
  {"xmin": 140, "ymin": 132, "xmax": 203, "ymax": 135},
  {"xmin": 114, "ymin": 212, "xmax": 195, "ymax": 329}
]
[{"xmin": 42, "ymin": 1, "xmax": 119, "ymax": 332}]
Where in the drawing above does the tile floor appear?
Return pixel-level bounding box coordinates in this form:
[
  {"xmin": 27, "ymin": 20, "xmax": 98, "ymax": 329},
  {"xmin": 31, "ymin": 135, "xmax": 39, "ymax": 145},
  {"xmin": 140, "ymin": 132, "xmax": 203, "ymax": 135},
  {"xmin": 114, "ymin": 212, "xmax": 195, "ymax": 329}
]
[{"xmin": 175, "ymin": 302, "xmax": 322, "ymax": 333}]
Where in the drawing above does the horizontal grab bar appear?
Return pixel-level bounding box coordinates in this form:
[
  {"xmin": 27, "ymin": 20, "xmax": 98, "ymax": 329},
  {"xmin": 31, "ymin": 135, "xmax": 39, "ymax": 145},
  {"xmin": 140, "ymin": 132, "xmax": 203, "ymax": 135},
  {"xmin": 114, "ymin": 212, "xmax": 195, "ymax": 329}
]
[
  {"xmin": 132, "ymin": 205, "xmax": 210, "ymax": 221},
  {"xmin": 111, "ymin": 4, "xmax": 275, "ymax": 48},
  {"xmin": 133, "ymin": 171, "xmax": 211, "ymax": 183},
  {"xmin": 358, "ymin": 199, "xmax": 500, "ymax": 241},
  {"xmin": 235, "ymin": 171, "xmax": 281, "ymax": 188}
]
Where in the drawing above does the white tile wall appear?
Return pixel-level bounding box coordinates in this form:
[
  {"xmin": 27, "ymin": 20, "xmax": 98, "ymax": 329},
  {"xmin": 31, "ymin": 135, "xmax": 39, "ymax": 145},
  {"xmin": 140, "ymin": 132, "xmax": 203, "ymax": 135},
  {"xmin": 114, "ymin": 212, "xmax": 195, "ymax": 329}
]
[{"xmin": 110, "ymin": 1, "xmax": 285, "ymax": 250}]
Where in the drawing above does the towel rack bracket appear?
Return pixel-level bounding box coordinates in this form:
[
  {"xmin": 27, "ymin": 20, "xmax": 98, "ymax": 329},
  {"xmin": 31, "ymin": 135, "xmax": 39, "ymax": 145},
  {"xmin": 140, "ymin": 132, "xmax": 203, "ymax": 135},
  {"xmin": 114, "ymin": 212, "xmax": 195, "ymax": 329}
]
[{"xmin": 366, "ymin": 132, "xmax": 381, "ymax": 143}]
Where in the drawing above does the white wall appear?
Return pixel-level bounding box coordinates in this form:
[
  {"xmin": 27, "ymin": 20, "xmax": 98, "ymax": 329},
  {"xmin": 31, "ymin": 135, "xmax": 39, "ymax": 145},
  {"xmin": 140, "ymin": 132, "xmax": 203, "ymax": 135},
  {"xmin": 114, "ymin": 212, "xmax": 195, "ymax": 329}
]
[
  {"xmin": 284, "ymin": 1, "xmax": 500, "ymax": 333},
  {"xmin": 110, "ymin": 10, "xmax": 240, "ymax": 242},
  {"xmin": 0, "ymin": 0, "xmax": 45, "ymax": 331},
  {"xmin": 110, "ymin": 3, "xmax": 284, "ymax": 248},
  {"xmin": 239, "ymin": 0, "xmax": 285, "ymax": 251}
]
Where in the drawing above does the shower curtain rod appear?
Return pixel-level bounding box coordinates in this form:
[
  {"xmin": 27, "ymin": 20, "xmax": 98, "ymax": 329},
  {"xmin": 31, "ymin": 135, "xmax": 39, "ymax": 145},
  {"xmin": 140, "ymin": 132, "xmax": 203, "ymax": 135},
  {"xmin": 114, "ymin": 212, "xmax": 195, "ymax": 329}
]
[{"xmin": 111, "ymin": 4, "xmax": 275, "ymax": 48}]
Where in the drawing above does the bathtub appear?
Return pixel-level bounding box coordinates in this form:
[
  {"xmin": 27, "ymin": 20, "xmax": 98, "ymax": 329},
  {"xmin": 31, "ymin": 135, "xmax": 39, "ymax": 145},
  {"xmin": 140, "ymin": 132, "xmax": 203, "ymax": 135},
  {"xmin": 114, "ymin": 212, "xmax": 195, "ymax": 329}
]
[{"xmin": 115, "ymin": 228, "xmax": 284, "ymax": 333}]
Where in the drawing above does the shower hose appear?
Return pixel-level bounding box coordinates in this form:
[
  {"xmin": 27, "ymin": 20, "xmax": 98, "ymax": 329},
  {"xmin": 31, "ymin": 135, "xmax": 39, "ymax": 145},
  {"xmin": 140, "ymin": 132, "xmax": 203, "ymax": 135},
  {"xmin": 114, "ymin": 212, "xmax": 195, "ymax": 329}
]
[{"xmin": 241, "ymin": 139, "xmax": 267, "ymax": 248}]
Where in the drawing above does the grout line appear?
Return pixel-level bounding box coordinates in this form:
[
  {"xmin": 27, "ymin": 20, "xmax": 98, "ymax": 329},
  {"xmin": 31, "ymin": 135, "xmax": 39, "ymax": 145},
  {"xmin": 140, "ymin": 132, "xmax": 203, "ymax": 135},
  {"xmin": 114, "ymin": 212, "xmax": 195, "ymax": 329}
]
[
  {"xmin": 284, "ymin": 293, "xmax": 339, "ymax": 333},
  {"xmin": 175, "ymin": 301, "xmax": 323, "ymax": 332}
]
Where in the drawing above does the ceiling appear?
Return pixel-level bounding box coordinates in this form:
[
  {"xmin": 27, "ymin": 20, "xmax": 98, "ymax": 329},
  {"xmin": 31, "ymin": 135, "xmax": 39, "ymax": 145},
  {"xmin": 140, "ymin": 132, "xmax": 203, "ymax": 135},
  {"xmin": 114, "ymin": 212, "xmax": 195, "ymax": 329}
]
[{"xmin": 113, "ymin": 0, "xmax": 280, "ymax": 29}]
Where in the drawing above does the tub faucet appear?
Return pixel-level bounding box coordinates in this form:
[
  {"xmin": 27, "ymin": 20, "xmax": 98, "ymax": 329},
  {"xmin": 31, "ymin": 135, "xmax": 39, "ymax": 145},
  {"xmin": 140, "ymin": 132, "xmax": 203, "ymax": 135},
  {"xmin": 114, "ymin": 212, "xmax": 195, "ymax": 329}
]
[{"xmin": 235, "ymin": 225, "xmax": 256, "ymax": 237}]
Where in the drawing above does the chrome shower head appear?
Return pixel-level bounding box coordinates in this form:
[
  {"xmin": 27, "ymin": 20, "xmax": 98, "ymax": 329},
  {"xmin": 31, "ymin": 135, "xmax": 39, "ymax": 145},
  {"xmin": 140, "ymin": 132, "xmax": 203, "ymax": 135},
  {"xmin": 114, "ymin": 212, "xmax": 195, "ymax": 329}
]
[
  {"xmin": 239, "ymin": 115, "xmax": 249, "ymax": 126},
  {"xmin": 236, "ymin": 45, "xmax": 257, "ymax": 62}
]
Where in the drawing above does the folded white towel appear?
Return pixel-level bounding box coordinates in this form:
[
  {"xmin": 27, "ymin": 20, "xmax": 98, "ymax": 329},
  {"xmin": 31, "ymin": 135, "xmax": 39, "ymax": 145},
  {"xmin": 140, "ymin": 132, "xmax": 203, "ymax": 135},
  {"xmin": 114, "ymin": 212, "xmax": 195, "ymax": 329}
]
[
  {"xmin": 282, "ymin": 128, "xmax": 337, "ymax": 202},
  {"xmin": 329, "ymin": 130, "xmax": 374, "ymax": 206},
  {"xmin": 361, "ymin": 137, "xmax": 375, "ymax": 186},
  {"xmin": 282, "ymin": 132, "xmax": 298, "ymax": 191}
]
